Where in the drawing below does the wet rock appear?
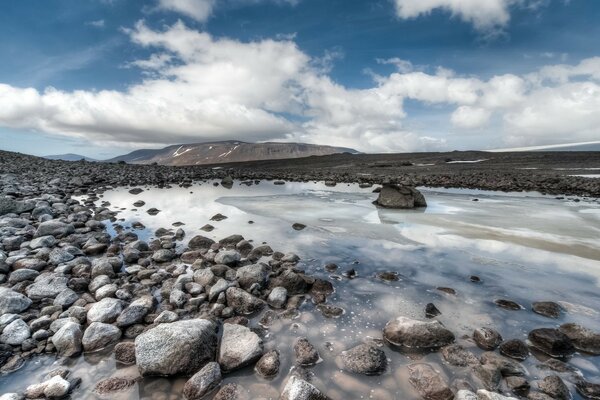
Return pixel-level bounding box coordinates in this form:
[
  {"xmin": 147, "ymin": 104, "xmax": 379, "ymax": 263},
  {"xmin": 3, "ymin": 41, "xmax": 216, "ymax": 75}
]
[
  {"xmin": 375, "ymin": 184, "xmax": 427, "ymax": 209},
  {"xmin": 225, "ymin": 287, "xmax": 265, "ymax": 315},
  {"xmin": 426, "ymin": 303, "xmax": 441, "ymax": 318},
  {"xmin": 383, "ymin": 317, "xmax": 455, "ymax": 350},
  {"xmin": 0, "ymin": 319, "xmax": 30, "ymax": 345},
  {"xmin": 87, "ymin": 298, "xmax": 123, "ymax": 324},
  {"xmin": 255, "ymin": 350, "xmax": 280, "ymax": 378},
  {"xmin": 292, "ymin": 223, "xmax": 306, "ymax": 231},
  {"xmin": 183, "ymin": 362, "xmax": 222, "ymax": 400},
  {"xmin": 480, "ymin": 352, "xmax": 526, "ymax": 376},
  {"xmin": 407, "ymin": 363, "xmax": 453, "ymax": 400},
  {"xmin": 477, "ymin": 389, "xmax": 518, "ymax": 400},
  {"xmin": 532, "ymin": 302, "xmax": 563, "ymax": 319},
  {"xmin": 213, "ymin": 383, "xmax": 249, "ymax": 400},
  {"xmin": 269, "ymin": 269, "xmax": 309, "ymax": 295},
  {"xmin": 558, "ymin": 323, "xmax": 600, "ymax": 355},
  {"xmin": 82, "ymin": 322, "xmax": 122, "ymax": 352},
  {"xmin": 457, "ymin": 390, "xmax": 478, "ymax": 400},
  {"xmin": 280, "ymin": 376, "xmax": 328, "ymax": 400},
  {"xmin": 215, "ymin": 250, "xmax": 241, "ymax": 265},
  {"xmin": 506, "ymin": 376, "xmax": 530, "ymax": 397},
  {"xmin": 52, "ymin": 321, "xmax": 83, "ymax": 357},
  {"xmin": 267, "ymin": 287, "xmax": 287, "ymax": 309},
  {"xmin": 218, "ymin": 323, "xmax": 263, "ymax": 372},
  {"xmin": 0, "ymin": 287, "xmax": 32, "ymax": 315},
  {"xmin": 341, "ymin": 344, "xmax": 387, "ymax": 375},
  {"xmin": 472, "ymin": 365, "xmax": 502, "ymax": 391},
  {"xmin": 377, "ymin": 271, "xmax": 400, "ymax": 281},
  {"xmin": 440, "ymin": 344, "xmax": 479, "ymax": 367},
  {"xmin": 474, "ymin": 327, "xmax": 503, "ymax": 351},
  {"xmin": 135, "ymin": 319, "xmax": 218, "ymax": 376},
  {"xmin": 528, "ymin": 328, "xmax": 575, "ymax": 357},
  {"xmin": 114, "ymin": 342, "xmax": 136, "ymax": 365},
  {"xmin": 317, "ymin": 304, "xmax": 344, "ymax": 318},
  {"xmin": 294, "ymin": 337, "xmax": 320, "ymax": 366},
  {"xmin": 94, "ymin": 376, "xmax": 138, "ymax": 395},
  {"xmin": 43, "ymin": 375, "xmax": 70, "ymax": 398},
  {"xmin": 499, "ymin": 339, "xmax": 529, "ymax": 361},
  {"xmin": 146, "ymin": 208, "xmax": 160, "ymax": 215},
  {"xmin": 188, "ymin": 235, "xmax": 216, "ymax": 250},
  {"xmin": 495, "ymin": 299, "xmax": 522, "ymax": 311},
  {"xmin": 211, "ymin": 213, "xmax": 228, "ymax": 221},
  {"xmin": 538, "ymin": 375, "xmax": 570, "ymax": 400},
  {"xmin": 236, "ymin": 264, "xmax": 268, "ymax": 289},
  {"xmin": 576, "ymin": 380, "xmax": 600, "ymax": 400}
]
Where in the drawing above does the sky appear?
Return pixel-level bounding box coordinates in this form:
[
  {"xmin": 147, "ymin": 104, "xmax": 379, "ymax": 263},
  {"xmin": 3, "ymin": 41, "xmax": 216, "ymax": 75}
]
[{"xmin": 0, "ymin": 0, "xmax": 599, "ymax": 159}]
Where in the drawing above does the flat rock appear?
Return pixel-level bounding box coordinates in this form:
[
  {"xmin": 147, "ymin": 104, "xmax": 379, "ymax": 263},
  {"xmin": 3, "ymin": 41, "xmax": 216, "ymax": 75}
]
[
  {"xmin": 383, "ymin": 317, "xmax": 455, "ymax": 350},
  {"xmin": 532, "ymin": 302, "xmax": 563, "ymax": 319},
  {"xmin": 558, "ymin": 323, "xmax": 600, "ymax": 355}
]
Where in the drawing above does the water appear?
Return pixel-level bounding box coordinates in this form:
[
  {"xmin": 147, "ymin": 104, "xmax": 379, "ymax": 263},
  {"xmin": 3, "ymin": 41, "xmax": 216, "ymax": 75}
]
[{"xmin": 2, "ymin": 181, "xmax": 600, "ymax": 399}]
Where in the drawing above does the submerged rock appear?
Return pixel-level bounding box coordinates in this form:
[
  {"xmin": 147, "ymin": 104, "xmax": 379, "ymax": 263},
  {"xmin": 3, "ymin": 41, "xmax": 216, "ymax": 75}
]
[
  {"xmin": 407, "ymin": 363, "xmax": 453, "ymax": 400},
  {"xmin": 383, "ymin": 317, "xmax": 455, "ymax": 350},
  {"xmin": 440, "ymin": 344, "xmax": 479, "ymax": 367},
  {"xmin": 294, "ymin": 337, "xmax": 320, "ymax": 366},
  {"xmin": 375, "ymin": 184, "xmax": 427, "ymax": 209},
  {"xmin": 528, "ymin": 328, "xmax": 575, "ymax": 358},
  {"xmin": 341, "ymin": 344, "xmax": 387, "ymax": 375},
  {"xmin": 538, "ymin": 375, "xmax": 570, "ymax": 400},
  {"xmin": 280, "ymin": 376, "xmax": 328, "ymax": 400},
  {"xmin": 255, "ymin": 350, "xmax": 280, "ymax": 378},
  {"xmin": 532, "ymin": 302, "xmax": 563, "ymax": 319},
  {"xmin": 94, "ymin": 377, "xmax": 139, "ymax": 395}
]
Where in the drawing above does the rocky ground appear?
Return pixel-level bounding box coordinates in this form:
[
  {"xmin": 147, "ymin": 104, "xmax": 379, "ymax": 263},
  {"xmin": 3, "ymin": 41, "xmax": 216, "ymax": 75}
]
[{"xmin": 0, "ymin": 149, "xmax": 599, "ymax": 399}]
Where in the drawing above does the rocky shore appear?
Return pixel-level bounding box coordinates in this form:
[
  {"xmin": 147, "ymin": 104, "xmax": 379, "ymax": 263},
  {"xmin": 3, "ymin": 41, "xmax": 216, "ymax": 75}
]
[{"xmin": 0, "ymin": 149, "xmax": 599, "ymax": 399}]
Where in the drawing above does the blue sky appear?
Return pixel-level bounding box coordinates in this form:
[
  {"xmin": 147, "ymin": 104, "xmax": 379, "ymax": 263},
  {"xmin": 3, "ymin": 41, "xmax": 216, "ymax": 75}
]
[{"xmin": 1, "ymin": 0, "xmax": 599, "ymax": 158}]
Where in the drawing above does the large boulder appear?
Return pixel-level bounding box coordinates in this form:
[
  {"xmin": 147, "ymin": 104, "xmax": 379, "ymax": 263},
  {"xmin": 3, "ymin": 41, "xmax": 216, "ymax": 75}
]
[
  {"xmin": 375, "ymin": 185, "xmax": 427, "ymax": 209},
  {"xmin": 218, "ymin": 323, "xmax": 263, "ymax": 372},
  {"xmin": 383, "ymin": 317, "xmax": 455, "ymax": 350},
  {"xmin": 135, "ymin": 319, "xmax": 218, "ymax": 376},
  {"xmin": 0, "ymin": 287, "xmax": 32, "ymax": 315}
]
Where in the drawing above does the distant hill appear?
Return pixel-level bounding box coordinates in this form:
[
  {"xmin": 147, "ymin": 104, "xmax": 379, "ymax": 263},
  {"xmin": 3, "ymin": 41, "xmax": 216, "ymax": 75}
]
[
  {"xmin": 105, "ymin": 141, "xmax": 359, "ymax": 166},
  {"xmin": 44, "ymin": 153, "xmax": 97, "ymax": 162}
]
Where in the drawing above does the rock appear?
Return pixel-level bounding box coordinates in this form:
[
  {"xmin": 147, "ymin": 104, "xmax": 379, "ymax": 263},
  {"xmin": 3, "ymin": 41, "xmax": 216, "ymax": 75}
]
[
  {"xmin": 213, "ymin": 383, "xmax": 249, "ymax": 400},
  {"xmin": 82, "ymin": 322, "xmax": 122, "ymax": 352},
  {"xmin": 292, "ymin": 223, "xmax": 306, "ymax": 231},
  {"xmin": 188, "ymin": 235, "xmax": 216, "ymax": 250},
  {"xmin": 267, "ymin": 287, "xmax": 287, "ymax": 309},
  {"xmin": 0, "ymin": 319, "xmax": 30, "ymax": 345},
  {"xmin": 236, "ymin": 264, "xmax": 268, "ymax": 289},
  {"xmin": 317, "ymin": 304, "xmax": 344, "ymax": 318},
  {"xmin": 25, "ymin": 273, "xmax": 69, "ymax": 300},
  {"xmin": 280, "ymin": 376, "xmax": 328, "ymax": 400},
  {"xmin": 114, "ymin": 342, "xmax": 136, "ymax": 365},
  {"xmin": 8, "ymin": 268, "xmax": 39, "ymax": 284},
  {"xmin": 375, "ymin": 184, "xmax": 427, "ymax": 209},
  {"xmin": 43, "ymin": 375, "xmax": 70, "ymax": 399},
  {"xmin": 383, "ymin": 317, "xmax": 455, "ymax": 350},
  {"xmin": 499, "ymin": 339, "xmax": 529, "ymax": 361},
  {"xmin": 87, "ymin": 298, "xmax": 123, "ymax": 324},
  {"xmin": 183, "ymin": 362, "xmax": 222, "ymax": 400},
  {"xmin": 269, "ymin": 269, "xmax": 309, "ymax": 295},
  {"xmin": 226, "ymin": 287, "xmax": 265, "ymax": 315},
  {"xmin": 218, "ymin": 323, "xmax": 263, "ymax": 372},
  {"xmin": 54, "ymin": 288, "xmax": 79, "ymax": 308},
  {"xmin": 528, "ymin": 328, "xmax": 575, "ymax": 357},
  {"xmin": 426, "ymin": 303, "xmax": 441, "ymax": 318},
  {"xmin": 52, "ymin": 321, "xmax": 83, "ymax": 357},
  {"xmin": 473, "ymin": 327, "xmax": 503, "ymax": 351},
  {"xmin": 341, "ymin": 344, "xmax": 387, "ymax": 375},
  {"xmin": 154, "ymin": 310, "xmax": 178, "ymax": 324},
  {"xmin": 294, "ymin": 337, "xmax": 320, "ymax": 366},
  {"xmin": 506, "ymin": 376, "xmax": 530, "ymax": 397},
  {"xmin": 209, "ymin": 278, "xmax": 234, "ymax": 302},
  {"xmin": 34, "ymin": 220, "xmax": 74, "ymax": 238},
  {"xmin": 0, "ymin": 196, "xmax": 34, "ymax": 216},
  {"xmin": 532, "ymin": 302, "xmax": 563, "ymax": 318},
  {"xmin": 495, "ymin": 299, "xmax": 522, "ymax": 310},
  {"xmin": 214, "ymin": 250, "xmax": 241, "ymax": 265},
  {"xmin": 407, "ymin": 363, "xmax": 453, "ymax": 400},
  {"xmin": 0, "ymin": 394, "xmax": 24, "ymax": 400},
  {"xmin": 0, "ymin": 287, "xmax": 32, "ymax": 315},
  {"xmin": 116, "ymin": 296, "xmax": 154, "ymax": 328},
  {"xmin": 558, "ymin": 323, "xmax": 600, "ymax": 355},
  {"xmin": 440, "ymin": 344, "xmax": 479, "ymax": 367},
  {"xmin": 576, "ymin": 380, "xmax": 600, "ymax": 400},
  {"xmin": 477, "ymin": 389, "xmax": 518, "ymax": 400},
  {"xmin": 211, "ymin": 213, "xmax": 227, "ymax": 221},
  {"xmin": 152, "ymin": 249, "xmax": 174, "ymax": 263},
  {"xmin": 255, "ymin": 350, "xmax": 280, "ymax": 378},
  {"xmin": 538, "ymin": 375, "xmax": 570, "ymax": 400},
  {"xmin": 135, "ymin": 319, "xmax": 217, "ymax": 376},
  {"xmin": 480, "ymin": 352, "xmax": 526, "ymax": 376},
  {"xmin": 29, "ymin": 235, "xmax": 57, "ymax": 249},
  {"xmin": 94, "ymin": 377, "xmax": 138, "ymax": 395},
  {"xmin": 457, "ymin": 390, "xmax": 478, "ymax": 400}
]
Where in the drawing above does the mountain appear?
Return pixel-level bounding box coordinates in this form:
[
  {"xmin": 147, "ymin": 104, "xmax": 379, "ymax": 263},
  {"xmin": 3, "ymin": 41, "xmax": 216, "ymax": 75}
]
[
  {"xmin": 490, "ymin": 141, "xmax": 600, "ymax": 152},
  {"xmin": 105, "ymin": 141, "xmax": 359, "ymax": 166},
  {"xmin": 44, "ymin": 153, "xmax": 97, "ymax": 162}
]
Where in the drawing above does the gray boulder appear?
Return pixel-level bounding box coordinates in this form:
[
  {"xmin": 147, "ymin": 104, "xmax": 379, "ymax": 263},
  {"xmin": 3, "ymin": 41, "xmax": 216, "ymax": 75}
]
[
  {"xmin": 375, "ymin": 185, "xmax": 427, "ymax": 209},
  {"xmin": 0, "ymin": 319, "xmax": 30, "ymax": 345},
  {"xmin": 87, "ymin": 298, "xmax": 123, "ymax": 324},
  {"xmin": 52, "ymin": 321, "xmax": 83, "ymax": 357},
  {"xmin": 280, "ymin": 376, "xmax": 328, "ymax": 400},
  {"xmin": 116, "ymin": 296, "xmax": 154, "ymax": 328},
  {"xmin": 183, "ymin": 362, "xmax": 222, "ymax": 400},
  {"xmin": 341, "ymin": 344, "xmax": 387, "ymax": 375},
  {"xmin": 226, "ymin": 287, "xmax": 265, "ymax": 315},
  {"xmin": 0, "ymin": 287, "xmax": 32, "ymax": 314},
  {"xmin": 82, "ymin": 322, "xmax": 122, "ymax": 352},
  {"xmin": 34, "ymin": 220, "xmax": 75, "ymax": 238},
  {"xmin": 236, "ymin": 264, "xmax": 268, "ymax": 289},
  {"xmin": 383, "ymin": 317, "xmax": 455, "ymax": 349},
  {"xmin": 218, "ymin": 323, "xmax": 263, "ymax": 372},
  {"xmin": 25, "ymin": 273, "xmax": 69, "ymax": 300}
]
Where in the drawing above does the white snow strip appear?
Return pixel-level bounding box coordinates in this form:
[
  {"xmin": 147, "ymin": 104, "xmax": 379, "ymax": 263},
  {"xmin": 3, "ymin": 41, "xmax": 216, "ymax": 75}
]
[{"xmin": 446, "ymin": 159, "xmax": 488, "ymax": 164}]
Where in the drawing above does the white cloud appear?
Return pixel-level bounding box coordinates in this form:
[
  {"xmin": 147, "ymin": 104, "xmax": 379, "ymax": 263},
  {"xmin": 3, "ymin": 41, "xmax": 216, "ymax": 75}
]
[
  {"xmin": 86, "ymin": 19, "xmax": 106, "ymax": 28},
  {"xmin": 157, "ymin": 0, "xmax": 215, "ymax": 22},
  {"xmin": 0, "ymin": 20, "xmax": 599, "ymax": 152}
]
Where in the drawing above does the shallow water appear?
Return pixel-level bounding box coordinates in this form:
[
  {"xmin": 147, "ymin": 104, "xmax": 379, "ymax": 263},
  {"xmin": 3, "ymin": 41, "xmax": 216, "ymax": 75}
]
[{"xmin": 2, "ymin": 181, "xmax": 600, "ymax": 399}]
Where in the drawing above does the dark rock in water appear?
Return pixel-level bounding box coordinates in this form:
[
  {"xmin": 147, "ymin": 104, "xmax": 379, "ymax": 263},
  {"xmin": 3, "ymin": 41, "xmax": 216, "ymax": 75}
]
[
  {"xmin": 211, "ymin": 213, "xmax": 228, "ymax": 221},
  {"xmin": 135, "ymin": 319, "xmax": 218, "ymax": 376},
  {"xmin": 128, "ymin": 188, "xmax": 143, "ymax": 195},
  {"xmin": 377, "ymin": 271, "xmax": 399, "ymax": 281},
  {"xmin": 499, "ymin": 339, "xmax": 530, "ymax": 361},
  {"xmin": 324, "ymin": 263, "xmax": 338, "ymax": 272},
  {"xmin": 495, "ymin": 299, "xmax": 522, "ymax": 310},
  {"xmin": 538, "ymin": 375, "xmax": 570, "ymax": 400},
  {"xmin": 188, "ymin": 235, "xmax": 216, "ymax": 250},
  {"xmin": 270, "ymin": 269, "xmax": 309, "ymax": 295},
  {"xmin": 292, "ymin": 223, "xmax": 306, "ymax": 231},
  {"xmin": 472, "ymin": 364, "xmax": 502, "ymax": 391},
  {"xmin": 341, "ymin": 344, "xmax": 387, "ymax": 375},
  {"xmin": 558, "ymin": 323, "xmax": 600, "ymax": 355},
  {"xmin": 317, "ymin": 304, "xmax": 344, "ymax": 318},
  {"xmin": 133, "ymin": 200, "xmax": 145, "ymax": 207},
  {"xmin": 294, "ymin": 337, "xmax": 320, "ymax": 366},
  {"xmin": 506, "ymin": 376, "xmax": 530, "ymax": 397},
  {"xmin": 576, "ymin": 380, "xmax": 600, "ymax": 400},
  {"xmin": 221, "ymin": 176, "xmax": 234, "ymax": 188},
  {"xmin": 537, "ymin": 359, "xmax": 576, "ymax": 373},
  {"xmin": 255, "ymin": 350, "xmax": 280, "ymax": 378},
  {"xmin": 280, "ymin": 376, "xmax": 328, "ymax": 400},
  {"xmin": 114, "ymin": 342, "xmax": 136, "ymax": 365},
  {"xmin": 225, "ymin": 287, "xmax": 265, "ymax": 315},
  {"xmin": 480, "ymin": 351, "xmax": 526, "ymax": 376},
  {"xmin": 473, "ymin": 327, "xmax": 503, "ymax": 351},
  {"xmin": 343, "ymin": 268, "xmax": 357, "ymax": 279},
  {"xmin": 425, "ymin": 303, "xmax": 441, "ymax": 318},
  {"xmin": 532, "ymin": 302, "xmax": 563, "ymax": 319},
  {"xmin": 146, "ymin": 208, "xmax": 160, "ymax": 215},
  {"xmin": 213, "ymin": 383, "xmax": 249, "ymax": 400},
  {"xmin": 183, "ymin": 362, "xmax": 222, "ymax": 400},
  {"xmin": 383, "ymin": 317, "xmax": 455, "ymax": 350},
  {"xmin": 470, "ymin": 275, "xmax": 481, "ymax": 283},
  {"xmin": 440, "ymin": 344, "xmax": 479, "ymax": 367},
  {"xmin": 407, "ymin": 363, "xmax": 453, "ymax": 400},
  {"xmin": 201, "ymin": 224, "xmax": 215, "ymax": 232},
  {"xmin": 437, "ymin": 287, "xmax": 456, "ymax": 295},
  {"xmin": 95, "ymin": 376, "xmax": 139, "ymax": 395},
  {"xmin": 375, "ymin": 184, "xmax": 427, "ymax": 209},
  {"xmin": 528, "ymin": 328, "xmax": 575, "ymax": 358}
]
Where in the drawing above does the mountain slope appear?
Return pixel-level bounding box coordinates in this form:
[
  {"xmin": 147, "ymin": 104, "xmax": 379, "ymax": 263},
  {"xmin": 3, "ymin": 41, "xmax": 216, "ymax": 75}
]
[
  {"xmin": 44, "ymin": 153, "xmax": 97, "ymax": 162},
  {"xmin": 106, "ymin": 141, "xmax": 358, "ymax": 166}
]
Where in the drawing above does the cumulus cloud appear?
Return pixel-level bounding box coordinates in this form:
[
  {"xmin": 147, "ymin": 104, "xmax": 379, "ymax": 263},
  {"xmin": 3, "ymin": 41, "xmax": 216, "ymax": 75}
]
[
  {"xmin": 157, "ymin": 0, "xmax": 215, "ymax": 22},
  {"xmin": 0, "ymin": 21, "xmax": 599, "ymax": 152}
]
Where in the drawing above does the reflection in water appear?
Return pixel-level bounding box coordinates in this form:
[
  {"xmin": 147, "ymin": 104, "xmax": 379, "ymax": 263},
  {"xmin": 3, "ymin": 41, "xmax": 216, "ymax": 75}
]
[{"xmin": 2, "ymin": 181, "xmax": 600, "ymax": 399}]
